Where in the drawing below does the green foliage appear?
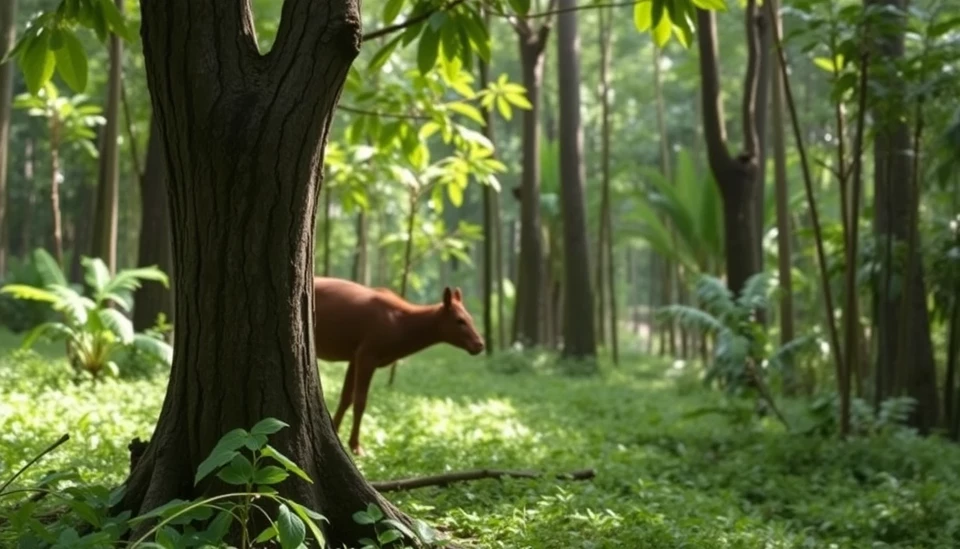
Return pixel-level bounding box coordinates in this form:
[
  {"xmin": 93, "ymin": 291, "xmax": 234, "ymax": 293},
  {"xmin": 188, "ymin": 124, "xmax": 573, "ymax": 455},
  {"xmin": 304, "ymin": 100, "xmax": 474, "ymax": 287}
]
[
  {"xmin": 658, "ymin": 273, "xmax": 819, "ymax": 395},
  {"xmin": 633, "ymin": 0, "xmax": 728, "ymax": 48},
  {"xmin": 5, "ymin": 345, "xmax": 960, "ymax": 548},
  {"xmin": 13, "ymin": 82, "xmax": 105, "ymax": 158},
  {"xmin": 7, "ymin": 0, "xmax": 137, "ymax": 94},
  {"xmin": 0, "ymin": 249, "xmax": 172, "ymax": 378}
]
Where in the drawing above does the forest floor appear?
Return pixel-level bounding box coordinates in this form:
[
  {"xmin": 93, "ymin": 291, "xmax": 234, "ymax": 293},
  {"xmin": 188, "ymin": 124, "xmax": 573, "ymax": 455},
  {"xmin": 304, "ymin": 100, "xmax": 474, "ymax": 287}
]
[{"xmin": 2, "ymin": 329, "xmax": 960, "ymax": 548}]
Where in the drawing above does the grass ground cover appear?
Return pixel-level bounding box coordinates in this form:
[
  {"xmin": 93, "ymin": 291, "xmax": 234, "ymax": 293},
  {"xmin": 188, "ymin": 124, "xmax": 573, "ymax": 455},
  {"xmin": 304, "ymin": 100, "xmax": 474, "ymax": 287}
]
[{"xmin": 2, "ymin": 331, "xmax": 960, "ymax": 548}]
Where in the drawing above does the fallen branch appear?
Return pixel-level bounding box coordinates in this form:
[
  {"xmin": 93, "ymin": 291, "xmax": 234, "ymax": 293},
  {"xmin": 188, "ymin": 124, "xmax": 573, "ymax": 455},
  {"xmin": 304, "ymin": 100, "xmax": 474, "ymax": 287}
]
[{"xmin": 370, "ymin": 468, "xmax": 595, "ymax": 493}]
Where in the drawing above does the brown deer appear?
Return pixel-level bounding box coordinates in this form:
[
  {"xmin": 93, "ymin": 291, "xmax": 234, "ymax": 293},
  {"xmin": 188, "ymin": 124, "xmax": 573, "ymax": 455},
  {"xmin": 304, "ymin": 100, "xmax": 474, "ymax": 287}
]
[{"xmin": 312, "ymin": 277, "xmax": 484, "ymax": 456}]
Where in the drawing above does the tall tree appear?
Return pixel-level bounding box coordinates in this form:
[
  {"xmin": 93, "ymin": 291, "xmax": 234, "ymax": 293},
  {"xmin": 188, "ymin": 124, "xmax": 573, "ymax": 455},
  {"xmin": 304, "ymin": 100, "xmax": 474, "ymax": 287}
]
[
  {"xmin": 510, "ymin": 1, "xmax": 556, "ymax": 348},
  {"xmin": 652, "ymin": 42, "xmax": 677, "ymax": 356},
  {"xmin": 132, "ymin": 120, "xmax": 173, "ymax": 335},
  {"xmin": 696, "ymin": 1, "xmax": 764, "ymax": 295},
  {"xmin": 113, "ymin": 1, "xmax": 427, "ymax": 545},
  {"xmin": 350, "ymin": 212, "xmax": 367, "ymax": 284},
  {"xmin": 479, "ymin": 35, "xmax": 496, "ymax": 356},
  {"xmin": 556, "ymin": 0, "xmax": 596, "ymax": 361},
  {"xmin": 867, "ymin": 0, "xmax": 939, "ymax": 432},
  {"xmin": 90, "ymin": 0, "xmax": 123, "ymax": 272},
  {"xmin": 598, "ymin": 5, "xmax": 618, "ymax": 364},
  {"xmin": 768, "ymin": 0, "xmax": 795, "ymax": 390},
  {"xmin": 0, "ymin": 0, "xmax": 14, "ymax": 275}
]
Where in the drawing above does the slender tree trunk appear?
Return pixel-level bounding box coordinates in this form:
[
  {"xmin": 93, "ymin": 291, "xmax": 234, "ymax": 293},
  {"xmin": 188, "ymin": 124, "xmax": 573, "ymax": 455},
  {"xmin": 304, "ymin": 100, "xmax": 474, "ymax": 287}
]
[
  {"xmin": 753, "ymin": 12, "xmax": 771, "ymax": 269},
  {"xmin": 133, "ymin": 120, "xmax": 174, "ymax": 335},
  {"xmin": 652, "ymin": 43, "xmax": 677, "ymax": 356},
  {"xmin": 386, "ymin": 189, "xmax": 417, "ymax": 386},
  {"xmin": 479, "ymin": 43, "xmax": 496, "ymax": 355},
  {"xmin": 494, "ymin": 189, "xmax": 506, "ymax": 350},
  {"xmin": 769, "ymin": 0, "xmax": 795, "ymax": 391},
  {"xmin": 119, "ymin": 2, "xmax": 429, "ymax": 546},
  {"xmin": 513, "ymin": 21, "xmax": 551, "ymax": 348},
  {"xmin": 49, "ymin": 119, "xmax": 64, "ymax": 267},
  {"xmin": 556, "ymin": 0, "xmax": 597, "ymax": 361},
  {"xmin": 21, "ymin": 138, "xmax": 35, "ymax": 254},
  {"xmin": 350, "ymin": 212, "xmax": 367, "ymax": 284},
  {"xmin": 91, "ymin": 0, "xmax": 123, "ymax": 272},
  {"xmin": 599, "ymin": 6, "xmax": 618, "ymax": 364},
  {"xmin": 0, "ymin": 0, "xmax": 15, "ymax": 275}
]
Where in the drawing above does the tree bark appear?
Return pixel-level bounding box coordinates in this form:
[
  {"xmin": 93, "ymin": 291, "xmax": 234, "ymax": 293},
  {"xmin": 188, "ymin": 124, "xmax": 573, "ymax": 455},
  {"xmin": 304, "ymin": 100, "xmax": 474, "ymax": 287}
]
[
  {"xmin": 868, "ymin": 0, "xmax": 939, "ymax": 433},
  {"xmin": 322, "ymin": 185, "xmax": 332, "ymax": 276},
  {"xmin": 91, "ymin": 0, "xmax": 123, "ymax": 272},
  {"xmin": 513, "ymin": 19, "xmax": 551, "ymax": 348},
  {"xmin": 49, "ymin": 118, "xmax": 64, "ymax": 267},
  {"xmin": 350, "ymin": 211, "xmax": 367, "ymax": 284},
  {"xmin": 769, "ymin": 0, "xmax": 795, "ymax": 391},
  {"xmin": 556, "ymin": 0, "xmax": 597, "ymax": 361},
  {"xmin": 599, "ymin": 6, "xmax": 618, "ymax": 364},
  {"xmin": 696, "ymin": 5, "xmax": 762, "ymax": 296},
  {"xmin": 133, "ymin": 120, "xmax": 174, "ymax": 335},
  {"xmin": 0, "ymin": 0, "xmax": 15, "ymax": 275},
  {"xmin": 479, "ymin": 43, "xmax": 496, "ymax": 355},
  {"xmin": 118, "ymin": 1, "xmax": 424, "ymax": 546}
]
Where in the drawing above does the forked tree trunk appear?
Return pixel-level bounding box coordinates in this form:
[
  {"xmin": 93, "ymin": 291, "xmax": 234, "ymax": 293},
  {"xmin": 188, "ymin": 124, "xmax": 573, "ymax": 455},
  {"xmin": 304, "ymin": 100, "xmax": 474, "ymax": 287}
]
[
  {"xmin": 696, "ymin": 6, "xmax": 763, "ymax": 295},
  {"xmin": 556, "ymin": 0, "xmax": 596, "ymax": 361},
  {"xmin": 133, "ymin": 120, "xmax": 174, "ymax": 334},
  {"xmin": 0, "ymin": 0, "xmax": 14, "ymax": 275},
  {"xmin": 118, "ymin": 1, "xmax": 423, "ymax": 546}
]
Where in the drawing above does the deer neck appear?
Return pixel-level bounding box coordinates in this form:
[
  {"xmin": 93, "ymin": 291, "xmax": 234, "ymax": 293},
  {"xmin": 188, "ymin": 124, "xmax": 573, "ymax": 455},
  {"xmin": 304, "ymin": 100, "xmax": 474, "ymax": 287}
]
[{"xmin": 391, "ymin": 305, "xmax": 444, "ymax": 358}]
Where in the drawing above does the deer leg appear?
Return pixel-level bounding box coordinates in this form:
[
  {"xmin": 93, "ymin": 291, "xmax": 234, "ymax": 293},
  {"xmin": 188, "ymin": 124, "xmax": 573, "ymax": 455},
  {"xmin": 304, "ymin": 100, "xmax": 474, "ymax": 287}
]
[
  {"xmin": 347, "ymin": 355, "xmax": 378, "ymax": 457},
  {"xmin": 331, "ymin": 360, "xmax": 356, "ymax": 433}
]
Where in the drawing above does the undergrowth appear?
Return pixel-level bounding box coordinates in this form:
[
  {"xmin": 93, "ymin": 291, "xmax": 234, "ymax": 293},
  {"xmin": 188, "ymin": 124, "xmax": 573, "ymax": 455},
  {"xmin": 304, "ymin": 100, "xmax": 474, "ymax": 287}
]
[{"xmin": 2, "ymin": 333, "xmax": 960, "ymax": 548}]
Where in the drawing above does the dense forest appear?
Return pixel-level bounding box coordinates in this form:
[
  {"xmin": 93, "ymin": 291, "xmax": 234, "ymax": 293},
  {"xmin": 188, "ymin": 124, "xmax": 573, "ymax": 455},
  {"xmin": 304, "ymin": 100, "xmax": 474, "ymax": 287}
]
[{"xmin": 1, "ymin": 0, "xmax": 959, "ymax": 547}]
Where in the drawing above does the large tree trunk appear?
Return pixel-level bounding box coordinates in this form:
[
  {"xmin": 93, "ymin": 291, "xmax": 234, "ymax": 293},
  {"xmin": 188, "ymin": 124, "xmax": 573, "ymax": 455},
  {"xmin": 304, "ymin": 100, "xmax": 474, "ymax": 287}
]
[
  {"xmin": 556, "ymin": 0, "xmax": 597, "ymax": 361},
  {"xmin": 696, "ymin": 6, "xmax": 762, "ymax": 295},
  {"xmin": 118, "ymin": 1, "xmax": 423, "ymax": 546},
  {"xmin": 0, "ymin": 0, "xmax": 14, "ymax": 276},
  {"xmin": 513, "ymin": 22, "xmax": 550, "ymax": 348},
  {"xmin": 868, "ymin": 0, "xmax": 939, "ymax": 432},
  {"xmin": 133, "ymin": 120, "xmax": 174, "ymax": 334},
  {"xmin": 91, "ymin": 0, "xmax": 123, "ymax": 272}
]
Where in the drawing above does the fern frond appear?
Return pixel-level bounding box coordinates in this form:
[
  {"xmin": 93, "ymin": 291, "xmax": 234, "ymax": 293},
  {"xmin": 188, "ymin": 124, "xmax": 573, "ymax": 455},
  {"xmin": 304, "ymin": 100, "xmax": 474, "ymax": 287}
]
[
  {"xmin": 767, "ymin": 334, "xmax": 819, "ymax": 372},
  {"xmin": 655, "ymin": 304, "xmax": 724, "ymax": 333},
  {"xmin": 693, "ymin": 275, "xmax": 737, "ymax": 318},
  {"xmin": 736, "ymin": 272, "xmax": 775, "ymax": 312}
]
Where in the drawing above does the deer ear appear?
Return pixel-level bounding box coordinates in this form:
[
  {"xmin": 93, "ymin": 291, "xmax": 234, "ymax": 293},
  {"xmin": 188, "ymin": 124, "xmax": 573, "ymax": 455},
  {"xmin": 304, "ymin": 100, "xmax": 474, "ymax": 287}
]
[
  {"xmin": 453, "ymin": 287, "xmax": 462, "ymax": 302},
  {"xmin": 443, "ymin": 287, "xmax": 453, "ymax": 308}
]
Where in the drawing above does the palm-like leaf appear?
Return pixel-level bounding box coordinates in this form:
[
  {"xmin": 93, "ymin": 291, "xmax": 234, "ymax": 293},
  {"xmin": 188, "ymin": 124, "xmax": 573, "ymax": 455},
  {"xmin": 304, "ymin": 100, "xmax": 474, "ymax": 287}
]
[
  {"xmin": 693, "ymin": 275, "xmax": 738, "ymax": 319},
  {"xmin": 101, "ymin": 266, "xmax": 169, "ymax": 297},
  {"xmin": 49, "ymin": 285, "xmax": 93, "ymax": 326},
  {"xmin": 98, "ymin": 309, "xmax": 135, "ymax": 344},
  {"xmin": 132, "ymin": 334, "xmax": 174, "ymax": 366},
  {"xmin": 31, "ymin": 248, "xmax": 68, "ymax": 287},
  {"xmin": 767, "ymin": 334, "xmax": 819, "ymax": 372},
  {"xmin": 0, "ymin": 284, "xmax": 60, "ymax": 303},
  {"xmin": 82, "ymin": 257, "xmax": 113, "ymax": 297},
  {"xmin": 21, "ymin": 321, "xmax": 76, "ymax": 350}
]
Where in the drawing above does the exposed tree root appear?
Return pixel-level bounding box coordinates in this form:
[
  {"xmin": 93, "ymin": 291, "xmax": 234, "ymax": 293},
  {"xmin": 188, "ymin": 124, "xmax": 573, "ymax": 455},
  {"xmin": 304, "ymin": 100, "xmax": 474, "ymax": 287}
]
[{"xmin": 370, "ymin": 468, "xmax": 596, "ymax": 493}]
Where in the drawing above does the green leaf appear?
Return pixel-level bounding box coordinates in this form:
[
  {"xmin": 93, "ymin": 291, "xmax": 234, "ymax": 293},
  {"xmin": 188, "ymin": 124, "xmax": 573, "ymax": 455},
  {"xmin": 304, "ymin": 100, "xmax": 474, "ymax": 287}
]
[
  {"xmin": 417, "ymin": 26, "xmax": 441, "ymax": 74},
  {"xmin": 204, "ymin": 510, "xmax": 233, "ymax": 543},
  {"xmin": 288, "ymin": 501, "xmax": 327, "ymax": 547},
  {"xmin": 262, "ymin": 444, "xmax": 313, "ymax": 483},
  {"xmin": 508, "ymin": 0, "xmax": 532, "ymax": 15},
  {"xmin": 253, "ymin": 466, "xmax": 290, "ymax": 485},
  {"xmin": 82, "ymin": 257, "xmax": 112, "ymax": 294},
  {"xmin": 368, "ymin": 34, "xmax": 402, "ymax": 71},
  {"xmin": 382, "ymin": 0, "xmax": 405, "ymax": 24},
  {"xmin": 54, "ymin": 31, "xmax": 88, "ymax": 93},
  {"xmin": 250, "ymin": 417, "xmax": 289, "ymax": 437},
  {"xmin": 634, "ymin": 1, "xmax": 652, "ymax": 31},
  {"xmin": 98, "ymin": 0, "xmax": 136, "ymax": 41},
  {"xmin": 447, "ymin": 182, "xmax": 464, "ymax": 207},
  {"xmin": 276, "ymin": 504, "xmax": 306, "ymax": 549},
  {"xmin": 254, "ymin": 524, "xmax": 279, "ymax": 544},
  {"xmin": 692, "ymin": 0, "xmax": 727, "ymax": 9},
  {"xmin": 195, "ymin": 428, "xmax": 251, "ymax": 484},
  {"xmin": 0, "ymin": 284, "xmax": 59, "ymax": 303},
  {"xmin": 216, "ymin": 453, "xmax": 254, "ymax": 486},
  {"xmin": 33, "ymin": 248, "xmax": 68, "ymax": 286},
  {"xmin": 352, "ymin": 511, "xmax": 376, "ymax": 525},
  {"xmin": 652, "ymin": 9, "xmax": 673, "ymax": 47},
  {"xmin": 379, "ymin": 529, "xmax": 402, "ymax": 545},
  {"xmin": 131, "ymin": 334, "xmax": 173, "ymax": 366},
  {"xmin": 98, "ymin": 308, "xmax": 134, "ymax": 344},
  {"xmin": 20, "ymin": 31, "xmax": 55, "ymax": 95}
]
